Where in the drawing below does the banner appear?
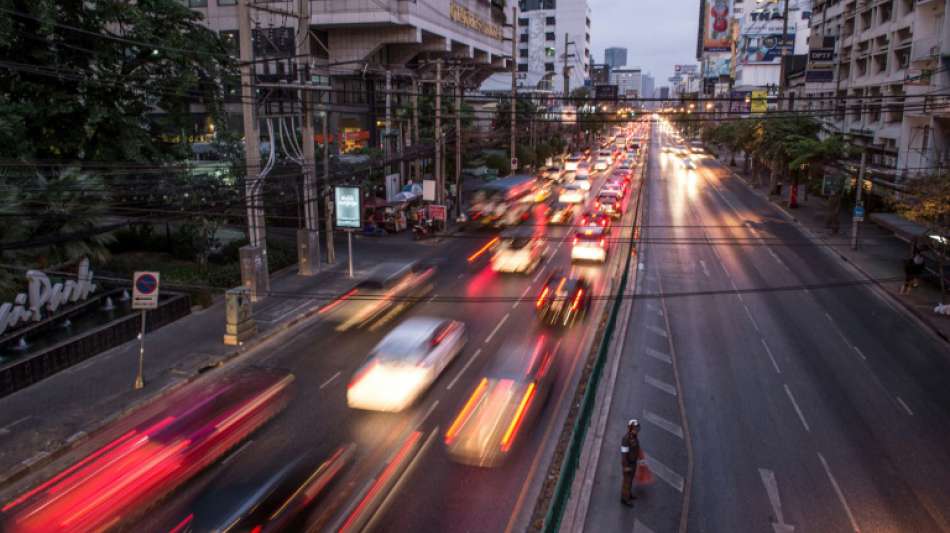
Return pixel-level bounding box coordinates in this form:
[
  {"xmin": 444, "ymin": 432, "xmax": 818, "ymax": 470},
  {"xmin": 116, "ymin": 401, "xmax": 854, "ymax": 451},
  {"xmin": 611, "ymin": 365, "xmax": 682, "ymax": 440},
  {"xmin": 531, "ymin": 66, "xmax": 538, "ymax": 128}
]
[
  {"xmin": 750, "ymin": 90, "xmax": 768, "ymax": 113},
  {"xmin": 738, "ymin": 32, "xmax": 794, "ymax": 64},
  {"xmin": 703, "ymin": 0, "xmax": 733, "ymax": 52}
]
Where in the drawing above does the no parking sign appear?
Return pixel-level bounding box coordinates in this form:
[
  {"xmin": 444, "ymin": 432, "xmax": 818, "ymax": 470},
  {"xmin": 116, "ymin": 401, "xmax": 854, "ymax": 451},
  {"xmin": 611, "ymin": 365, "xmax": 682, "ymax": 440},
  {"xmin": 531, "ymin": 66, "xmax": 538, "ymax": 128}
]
[{"xmin": 132, "ymin": 271, "xmax": 160, "ymax": 310}]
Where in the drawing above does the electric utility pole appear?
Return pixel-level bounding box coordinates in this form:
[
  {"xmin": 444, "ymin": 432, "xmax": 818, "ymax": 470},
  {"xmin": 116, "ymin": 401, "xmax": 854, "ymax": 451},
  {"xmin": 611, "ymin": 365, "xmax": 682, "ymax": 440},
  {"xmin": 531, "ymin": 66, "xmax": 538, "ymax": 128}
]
[
  {"xmin": 851, "ymin": 150, "xmax": 867, "ymax": 250},
  {"xmin": 385, "ymin": 69, "xmax": 393, "ymax": 176},
  {"xmin": 435, "ymin": 58, "xmax": 443, "ymax": 204},
  {"xmin": 297, "ymin": 0, "xmax": 321, "ymax": 275},
  {"xmin": 778, "ymin": 0, "xmax": 791, "ymax": 109},
  {"xmin": 238, "ymin": 0, "xmax": 269, "ymax": 300},
  {"xmin": 455, "ymin": 66, "xmax": 462, "ymax": 219},
  {"xmin": 562, "ymin": 33, "xmax": 574, "ymax": 96},
  {"xmin": 510, "ymin": 6, "xmax": 518, "ymax": 173}
]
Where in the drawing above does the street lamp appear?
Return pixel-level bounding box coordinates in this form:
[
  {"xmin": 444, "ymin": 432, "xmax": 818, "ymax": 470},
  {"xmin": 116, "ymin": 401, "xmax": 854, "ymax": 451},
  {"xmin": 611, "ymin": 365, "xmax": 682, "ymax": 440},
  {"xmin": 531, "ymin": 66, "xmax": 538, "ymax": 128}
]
[{"xmin": 705, "ymin": 103, "xmax": 713, "ymax": 110}]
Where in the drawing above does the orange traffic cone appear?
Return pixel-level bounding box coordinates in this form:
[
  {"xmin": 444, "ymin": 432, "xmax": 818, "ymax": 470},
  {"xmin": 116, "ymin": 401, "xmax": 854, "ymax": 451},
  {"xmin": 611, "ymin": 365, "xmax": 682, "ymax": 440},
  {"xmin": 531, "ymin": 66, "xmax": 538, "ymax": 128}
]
[{"xmin": 636, "ymin": 448, "xmax": 655, "ymax": 485}]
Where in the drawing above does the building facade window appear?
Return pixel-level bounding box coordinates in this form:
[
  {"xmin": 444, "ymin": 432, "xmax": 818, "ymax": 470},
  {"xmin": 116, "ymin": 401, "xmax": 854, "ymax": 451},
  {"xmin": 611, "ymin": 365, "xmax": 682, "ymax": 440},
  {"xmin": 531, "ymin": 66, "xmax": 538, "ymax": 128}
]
[
  {"xmin": 546, "ymin": 16, "xmax": 556, "ymax": 25},
  {"xmin": 518, "ymin": 63, "xmax": 529, "ymax": 72},
  {"xmin": 545, "ymin": 62, "xmax": 555, "ymax": 72},
  {"xmin": 218, "ymin": 0, "xmax": 237, "ymax": 5},
  {"xmin": 520, "ymin": 49, "xmax": 529, "ymax": 58},
  {"xmin": 520, "ymin": 33, "xmax": 529, "ymax": 43},
  {"xmin": 545, "ymin": 32, "xmax": 555, "ymax": 41},
  {"xmin": 519, "ymin": 18, "xmax": 529, "ymax": 27}
]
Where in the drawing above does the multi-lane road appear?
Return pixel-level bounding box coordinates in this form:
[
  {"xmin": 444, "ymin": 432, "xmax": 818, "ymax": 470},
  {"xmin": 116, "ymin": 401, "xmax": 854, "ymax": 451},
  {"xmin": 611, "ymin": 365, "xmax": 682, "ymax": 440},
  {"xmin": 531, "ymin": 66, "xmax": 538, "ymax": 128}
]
[{"xmin": 583, "ymin": 120, "xmax": 950, "ymax": 533}]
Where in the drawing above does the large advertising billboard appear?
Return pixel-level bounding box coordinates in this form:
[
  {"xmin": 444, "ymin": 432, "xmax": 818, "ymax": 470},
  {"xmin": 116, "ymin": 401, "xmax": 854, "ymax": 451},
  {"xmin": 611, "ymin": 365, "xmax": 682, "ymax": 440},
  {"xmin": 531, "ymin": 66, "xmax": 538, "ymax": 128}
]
[
  {"xmin": 738, "ymin": 32, "xmax": 794, "ymax": 64},
  {"xmin": 703, "ymin": 0, "xmax": 733, "ymax": 52},
  {"xmin": 705, "ymin": 52, "xmax": 732, "ymax": 78}
]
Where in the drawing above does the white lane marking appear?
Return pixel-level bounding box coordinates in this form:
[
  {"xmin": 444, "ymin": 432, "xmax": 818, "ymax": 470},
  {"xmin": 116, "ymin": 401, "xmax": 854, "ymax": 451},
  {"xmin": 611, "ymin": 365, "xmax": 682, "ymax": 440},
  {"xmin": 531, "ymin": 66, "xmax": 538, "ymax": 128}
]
[
  {"xmin": 447, "ymin": 348, "xmax": 482, "ymax": 390},
  {"xmin": 743, "ymin": 305, "xmax": 761, "ymax": 333},
  {"xmin": 643, "ymin": 410, "xmax": 684, "ymax": 439},
  {"xmin": 222, "ymin": 439, "xmax": 254, "ymax": 465},
  {"xmin": 0, "ymin": 416, "xmax": 32, "ymax": 435},
  {"xmin": 513, "ymin": 284, "xmax": 533, "ymax": 309},
  {"xmin": 699, "ymin": 259, "xmax": 710, "ymax": 278},
  {"xmin": 484, "ymin": 313, "xmax": 510, "ymax": 344},
  {"xmin": 759, "ymin": 468, "xmax": 796, "ymax": 533},
  {"xmin": 427, "ymin": 293, "xmax": 439, "ymax": 303},
  {"xmin": 767, "ymin": 248, "xmax": 784, "ymax": 266},
  {"xmin": 633, "ymin": 519, "xmax": 656, "ymax": 533},
  {"xmin": 644, "ymin": 347, "xmax": 673, "ymax": 364},
  {"xmin": 646, "ymin": 324, "xmax": 669, "ymax": 338},
  {"xmin": 784, "ymin": 384, "xmax": 811, "ymax": 432},
  {"xmin": 853, "ymin": 346, "xmax": 867, "ymax": 361},
  {"xmin": 320, "ymin": 371, "xmax": 342, "ymax": 390},
  {"xmin": 644, "ymin": 375, "xmax": 677, "ymax": 396},
  {"xmin": 643, "ymin": 455, "xmax": 685, "ymax": 492},
  {"xmin": 817, "ymin": 452, "xmax": 862, "ymax": 532},
  {"xmin": 457, "ymin": 273, "xmax": 464, "ymax": 279},
  {"xmin": 896, "ymin": 396, "xmax": 914, "ymax": 416},
  {"xmin": 646, "ymin": 301, "xmax": 658, "ymax": 310},
  {"xmin": 761, "ymin": 338, "xmax": 782, "ymax": 374},
  {"xmin": 420, "ymin": 400, "xmax": 440, "ymax": 424},
  {"xmin": 533, "ymin": 265, "xmax": 548, "ymax": 283}
]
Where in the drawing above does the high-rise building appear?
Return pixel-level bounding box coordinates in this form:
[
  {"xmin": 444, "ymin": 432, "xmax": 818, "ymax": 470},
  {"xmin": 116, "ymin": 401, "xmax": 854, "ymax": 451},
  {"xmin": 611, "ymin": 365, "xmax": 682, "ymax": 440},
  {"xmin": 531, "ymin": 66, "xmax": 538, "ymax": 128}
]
[
  {"xmin": 805, "ymin": 0, "xmax": 949, "ymax": 186},
  {"xmin": 641, "ymin": 73, "xmax": 655, "ymax": 99},
  {"xmin": 610, "ymin": 67, "xmax": 642, "ymax": 99},
  {"xmin": 658, "ymin": 86, "xmax": 670, "ymax": 101},
  {"xmin": 604, "ymin": 47, "xmax": 628, "ymax": 68},
  {"xmin": 483, "ymin": 0, "xmax": 592, "ymax": 93}
]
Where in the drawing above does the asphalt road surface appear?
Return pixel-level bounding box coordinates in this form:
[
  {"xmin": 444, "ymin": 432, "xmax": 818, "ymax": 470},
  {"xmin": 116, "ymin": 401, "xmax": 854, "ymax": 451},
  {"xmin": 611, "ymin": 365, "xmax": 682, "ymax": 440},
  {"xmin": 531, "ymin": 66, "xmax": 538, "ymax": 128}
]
[{"xmin": 584, "ymin": 121, "xmax": 950, "ymax": 533}]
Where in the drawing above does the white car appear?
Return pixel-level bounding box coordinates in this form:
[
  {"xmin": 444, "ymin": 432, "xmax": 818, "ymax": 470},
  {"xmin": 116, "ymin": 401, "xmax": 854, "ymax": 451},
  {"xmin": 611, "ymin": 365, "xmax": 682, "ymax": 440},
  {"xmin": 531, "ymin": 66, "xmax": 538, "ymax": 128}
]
[
  {"xmin": 558, "ymin": 183, "xmax": 587, "ymax": 204},
  {"xmin": 571, "ymin": 226, "xmax": 608, "ymax": 263},
  {"xmin": 593, "ymin": 158, "xmax": 609, "ymax": 171},
  {"xmin": 574, "ymin": 174, "xmax": 591, "ymax": 191},
  {"xmin": 348, "ymin": 317, "xmax": 467, "ymax": 412},
  {"xmin": 491, "ymin": 229, "xmax": 545, "ymax": 273}
]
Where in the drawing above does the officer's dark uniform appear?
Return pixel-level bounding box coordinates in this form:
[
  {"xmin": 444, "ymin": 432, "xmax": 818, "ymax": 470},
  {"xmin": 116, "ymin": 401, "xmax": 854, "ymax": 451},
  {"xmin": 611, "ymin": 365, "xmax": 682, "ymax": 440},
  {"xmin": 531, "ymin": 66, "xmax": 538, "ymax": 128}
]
[{"xmin": 620, "ymin": 428, "xmax": 640, "ymax": 505}]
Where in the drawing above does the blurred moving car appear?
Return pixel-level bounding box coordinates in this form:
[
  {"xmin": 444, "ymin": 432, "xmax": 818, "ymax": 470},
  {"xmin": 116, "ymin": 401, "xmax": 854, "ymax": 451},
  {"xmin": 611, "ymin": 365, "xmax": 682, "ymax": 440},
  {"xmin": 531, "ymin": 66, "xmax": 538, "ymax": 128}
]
[
  {"xmin": 595, "ymin": 193, "xmax": 625, "ymax": 219},
  {"xmin": 541, "ymin": 166, "xmax": 563, "ymax": 182},
  {"xmin": 445, "ymin": 337, "xmax": 560, "ymax": 466},
  {"xmin": 491, "ymin": 227, "xmax": 545, "ymax": 274},
  {"xmin": 330, "ymin": 262, "xmax": 436, "ymax": 332},
  {"xmin": 348, "ymin": 317, "xmax": 467, "ymax": 412},
  {"xmin": 558, "ymin": 183, "xmax": 587, "ymax": 204},
  {"xmin": 578, "ymin": 210, "xmax": 611, "ymax": 230},
  {"xmin": 547, "ymin": 201, "xmax": 577, "ymax": 225},
  {"xmin": 1, "ymin": 369, "xmax": 294, "ymax": 533},
  {"xmin": 574, "ymin": 173, "xmax": 591, "ymax": 191},
  {"xmin": 682, "ymin": 158, "xmax": 696, "ymax": 170},
  {"xmin": 571, "ymin": 225, "xmax": 608, "ymax": 263},
  {"xmin": 535, "ymin": 271, "xmax": 592, "ymax": 328},
  {"xmin": 576, "ymin": 161, "xmax": 591, "ymax": 180}
]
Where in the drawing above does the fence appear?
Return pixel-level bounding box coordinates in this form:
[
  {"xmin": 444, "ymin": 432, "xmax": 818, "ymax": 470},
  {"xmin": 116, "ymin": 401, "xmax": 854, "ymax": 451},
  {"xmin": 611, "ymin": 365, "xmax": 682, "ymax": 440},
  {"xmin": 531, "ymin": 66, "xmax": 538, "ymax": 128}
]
[{"xmin": 0, "ymin": 293, "xmax": 191, "ymax": 398}]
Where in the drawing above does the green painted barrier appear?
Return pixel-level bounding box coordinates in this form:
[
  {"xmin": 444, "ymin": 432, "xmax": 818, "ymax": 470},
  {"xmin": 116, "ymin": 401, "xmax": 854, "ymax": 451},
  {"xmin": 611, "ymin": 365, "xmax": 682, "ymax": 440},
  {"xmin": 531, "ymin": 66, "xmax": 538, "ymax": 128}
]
[{"xmin": 541, "ymin": 155, "xmax": 647, "ymax": 532}]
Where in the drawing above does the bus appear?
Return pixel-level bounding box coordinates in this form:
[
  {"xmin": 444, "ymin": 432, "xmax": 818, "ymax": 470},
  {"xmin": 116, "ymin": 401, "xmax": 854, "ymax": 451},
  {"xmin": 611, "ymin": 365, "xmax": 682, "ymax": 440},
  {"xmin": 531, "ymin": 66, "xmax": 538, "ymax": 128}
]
[{"xmin": 467, "ymin": 174, "xmax": 536, "ymax": 228}]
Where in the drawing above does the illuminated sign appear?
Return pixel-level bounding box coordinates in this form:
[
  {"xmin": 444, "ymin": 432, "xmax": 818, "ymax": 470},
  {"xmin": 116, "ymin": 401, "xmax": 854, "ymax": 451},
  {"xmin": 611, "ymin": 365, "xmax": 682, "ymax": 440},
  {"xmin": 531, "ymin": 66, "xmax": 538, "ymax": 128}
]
[
  {"xmin": 0, "ymin": 258, "xmax": 97, "ymax": 336},
  {"xmin": 750, "ymin": 90, "xmax": 768, "ymax": 113},
  {"xmin": 335, "ymin": 186, "xmax": 362, "ymax": 229},
  {"xmin": 450, "ymin": 3, "xmax": 503, "ymax": 40}
]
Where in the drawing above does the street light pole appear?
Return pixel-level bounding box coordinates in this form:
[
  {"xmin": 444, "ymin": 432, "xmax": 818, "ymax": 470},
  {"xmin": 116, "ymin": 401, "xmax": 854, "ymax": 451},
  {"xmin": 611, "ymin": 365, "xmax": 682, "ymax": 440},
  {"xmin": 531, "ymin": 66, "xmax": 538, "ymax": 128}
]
[{"xmin": 511, "ymin": 6, "xmax": 518, "ymax": 173}]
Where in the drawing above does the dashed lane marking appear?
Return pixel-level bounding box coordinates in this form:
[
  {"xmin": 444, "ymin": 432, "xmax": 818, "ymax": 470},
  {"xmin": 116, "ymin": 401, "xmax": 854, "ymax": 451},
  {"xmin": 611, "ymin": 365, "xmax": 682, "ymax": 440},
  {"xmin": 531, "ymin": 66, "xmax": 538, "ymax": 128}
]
[
  {"xmin": 817, "ymin": 452, "xmax": 862, "ymax": 532},
  {"xmin": 784, "ymin": 384, "xmax": 811, "ymax": 432},
  {"xmin": 644, "ymin": 409, "xmax": 684, "ymax": 438},
  {"xmin": 644, "ymin": 347, "xmax": 673, "ymax": 365},
  {"xmin": 853, "ymin": 346, "xmax": 867, "ymax": 361},
  {"xmin": 513, "ymin": 285, "xmax": 532, "ymax": 309},
  {"xmin": 646, "ymin": 324, "xmax": 668, "ymax": 338},
  {"xmin": 447, "ymin": 348, "xmax": 482, "ymax": 390},
  {"xmin": 633, "ymin": 519, "xmax": 656, "ymax": 533},
  {"xmin": 896, "ymin": 396, "xmax": 914, "ymax": 416},
  {"xmin": 644, "ymin": 455, "xmax": 685, "ymax": 493},
  {"xmin": 484, "ymin": 313, "xmax": 510, "ymax": 344},
  {"xmin": 645, "ymin": 375, "xmax": 677, "ymax": 396},
  {"xmin": 699, "ymin": 259, "xmax": 710, "ymax": 278},
  {"xmin": 743, "ymin": 304, "xmax": 761, "ymax": 333},
  {"xmin": 320, "ymin": 371, "xmax": 341, "ymax": 390},
  {"xmin": 761, "ymin": 338, "xmax": 782, "ymax": 374}
]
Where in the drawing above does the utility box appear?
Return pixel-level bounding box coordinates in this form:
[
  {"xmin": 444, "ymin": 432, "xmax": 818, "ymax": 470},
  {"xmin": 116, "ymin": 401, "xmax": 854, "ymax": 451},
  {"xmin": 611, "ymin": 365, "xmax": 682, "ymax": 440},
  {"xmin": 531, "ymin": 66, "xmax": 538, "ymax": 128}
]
[
  {"xmin": 239, "ymin": 245, "xmax": 270, "ymax": 302},
  {"xmin": 223, "ymin": 287, "xmax": 256, "ymax": 345}
]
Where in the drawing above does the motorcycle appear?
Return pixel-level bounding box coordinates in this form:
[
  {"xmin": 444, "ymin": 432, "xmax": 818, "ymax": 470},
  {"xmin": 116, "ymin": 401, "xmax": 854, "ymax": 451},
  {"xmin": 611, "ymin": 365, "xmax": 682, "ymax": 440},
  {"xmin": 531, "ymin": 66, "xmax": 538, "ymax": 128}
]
[{"xmin": 413, "ymin": 219, "xmax": 437, "ymax": 240}]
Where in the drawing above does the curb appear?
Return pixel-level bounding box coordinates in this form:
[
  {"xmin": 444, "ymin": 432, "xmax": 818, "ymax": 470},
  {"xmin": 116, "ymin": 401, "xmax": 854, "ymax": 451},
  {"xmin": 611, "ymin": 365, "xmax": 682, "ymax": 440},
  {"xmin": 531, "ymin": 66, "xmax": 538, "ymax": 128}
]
[
  {"xmin": 0, "ymin": 273, "xmax": 361, "ymax": 491},
  {"xmin": 726, "ymin": 167, "xmax": 950, "ymax": 346}
]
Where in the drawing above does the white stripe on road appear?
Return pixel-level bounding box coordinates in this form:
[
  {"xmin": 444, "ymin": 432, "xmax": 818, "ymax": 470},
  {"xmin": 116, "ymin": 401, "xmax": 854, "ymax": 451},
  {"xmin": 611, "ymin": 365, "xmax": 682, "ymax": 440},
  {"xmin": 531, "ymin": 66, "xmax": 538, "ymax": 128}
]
[
  {"xmin": 699, "ymin": 259, "xmax": 711, "ymax": 278},
  {"xmin": 784, "ymin": 384, "xmax": 811, "ymax": 432},
  {"xmin": 420, "ymin": 400, "xmax": 440, "ymax": 424},
  {"xmin": 644, "ymin": 375, "xmax": 677, "ymax": 396},
  {"xmin": 759, "ymin": 468, "xmax": 794, "ymax": 531},
  {"xmin": 761, "ymin": 338, "xmax": 782, "ymax": 374},
  {"xmin": 427, "ymin": 293, "xmax": 439, "ymax": 303},
  {"xmin": 484, "ymin": 313, "xmax": 510, "ymax": 344},
  {"xmin": 513, "ymin": 284, "xmax": 533, "ymax": 309},
  {"xmin": 853, "ymin": 346, "xmax": 867, "ymax": 361},
  {"xmin": 743, "ymin": 305, "xmax": 760, "ymax": 333},
  {"xmin": 817, "ymin": 452, "xmax": 862, "ymax": 532},
  {"xmin": 646, "ymin": 324, "xmax": 668, "ymax": 338},
  {"xmin": 644, "ymin": 347, "xmax": 673, "ymax": 364},
  {"xmin": 644, "ymin": 455, "xmax": 685, "ymax": 493},
  {"xmin": 222, "ymin": 439, "xmax": 254, "ymax": 465},
  {"xmin": 633, "ymin": 519, "xmax": 656, "ymax": 533},
  {"xmin": 532, "ymin": 265, "xmax": 548, "ymax": 283},
  {"xmin": 320, "ymin": 371, "xmax": 342, "ymax": 390},
  {"xmin": 0, "ymin": 416, "xmax": 32, "ymax": 435},
  {"xmin": 767, "ymin": 248, "xmax": 784, "ymax": 266},
  {"xmin": 643, "ymin": 410, "xmax": 684, "ymax": 438},
  {"xmin": 896, "ymin": 396, "xmax": 914, "ymax": 416},
  {"xmin": 447, "ymin": 348, "xmax": 482, "ymax": 390}
]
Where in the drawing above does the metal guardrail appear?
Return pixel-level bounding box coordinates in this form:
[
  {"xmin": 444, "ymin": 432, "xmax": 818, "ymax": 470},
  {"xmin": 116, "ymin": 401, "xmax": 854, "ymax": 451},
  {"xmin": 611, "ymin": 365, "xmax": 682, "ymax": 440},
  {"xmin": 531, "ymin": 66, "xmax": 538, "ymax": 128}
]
[
  {"xmin": 0, "ymin": 293, "xmax": 191, "ymax": 398},
  {"xmin": 541, "ymin": 152, "xmax": 648, "ymax": 532}
]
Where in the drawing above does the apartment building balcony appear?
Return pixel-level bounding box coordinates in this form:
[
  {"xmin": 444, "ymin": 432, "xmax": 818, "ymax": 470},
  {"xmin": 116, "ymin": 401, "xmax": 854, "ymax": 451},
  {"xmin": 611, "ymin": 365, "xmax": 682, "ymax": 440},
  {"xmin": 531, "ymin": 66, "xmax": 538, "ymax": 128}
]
[
  {"xmin": 915, "ymin": 0, "xmax": 940, "ymax": 7},
  {"xmin": 910, "ymin": 35, "xmax": 941, "ymax": 65}
]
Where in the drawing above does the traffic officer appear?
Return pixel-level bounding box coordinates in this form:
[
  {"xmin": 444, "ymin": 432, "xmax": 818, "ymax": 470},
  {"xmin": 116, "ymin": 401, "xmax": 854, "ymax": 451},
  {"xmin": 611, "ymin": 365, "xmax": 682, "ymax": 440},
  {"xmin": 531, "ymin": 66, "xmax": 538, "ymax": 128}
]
[{"xmin": 620, "ymin": 418, "xmax": 640, "ymax": 506}]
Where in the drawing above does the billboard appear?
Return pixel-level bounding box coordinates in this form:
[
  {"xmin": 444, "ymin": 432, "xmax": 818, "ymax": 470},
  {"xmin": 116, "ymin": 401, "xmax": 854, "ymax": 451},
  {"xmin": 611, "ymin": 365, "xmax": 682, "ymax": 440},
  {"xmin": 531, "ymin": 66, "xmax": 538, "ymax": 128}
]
[
  {"xmin": 705, "ymin": 52, "xmax": 732, "ymax": 78},
  {"xmin": 806, "ymin": 46, "xmax": 835, "ymax": 82},
  {"xmin": 674, "ymin": 64, "xmax": 699, "ymax": 75},
  {"xmin": 750, "ymin": 90, "xmax": 768, "ymax": 113},
  {"xmin": 594, "ymin": 84, "xmax": 619, "ymax": 101},
  {"xmin": 738, "ymin": 32, "xmax": 794, "ymax": 64},
  {"xmin": 703, "ymin": 0, "xmax": 733, "ymax": 52},
  {"xmin": 334, "ymin": 186, "xmax": 362, "ymax": 229}
]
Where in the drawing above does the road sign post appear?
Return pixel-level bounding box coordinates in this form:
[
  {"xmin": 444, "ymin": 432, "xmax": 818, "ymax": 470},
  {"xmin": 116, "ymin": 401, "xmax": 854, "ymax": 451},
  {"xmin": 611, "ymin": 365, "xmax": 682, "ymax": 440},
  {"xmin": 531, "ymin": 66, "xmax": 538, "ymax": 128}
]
[{"xmin": 131, "ymin": 271, "xmax": 160, "ymax": 390}]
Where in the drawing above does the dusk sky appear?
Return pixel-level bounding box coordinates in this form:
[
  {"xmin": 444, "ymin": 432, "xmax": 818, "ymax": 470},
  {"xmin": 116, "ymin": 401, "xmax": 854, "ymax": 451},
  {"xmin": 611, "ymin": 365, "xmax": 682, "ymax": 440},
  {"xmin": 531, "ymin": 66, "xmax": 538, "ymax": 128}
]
[{"xmin": 589, "ymin": 0, "xmax": 701, "ymax": 86}]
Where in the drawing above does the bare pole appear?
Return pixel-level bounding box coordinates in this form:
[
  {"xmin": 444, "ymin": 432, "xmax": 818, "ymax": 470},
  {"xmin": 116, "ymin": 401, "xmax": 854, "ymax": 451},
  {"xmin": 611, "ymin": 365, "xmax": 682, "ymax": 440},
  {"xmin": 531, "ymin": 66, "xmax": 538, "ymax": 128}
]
[
  {"xmin": 511, "ymin": 6, "xmax": 518, "ymax": 173},
  {"xmin": 851, "ymin": 150, "xmax": 867, "ymax": 250},
  {"xmin": 238, "ymin": 0, "xmax": 269, "ymax": 299},
  {"xmin": 322, "ymin": 96, "xmax": 335, "ymax": 263},
  {"xmin": 385, "ymin": 69, "xmax": 392, "ymax": 176},
  {"xmin": 297, "ymin": 0, "xmax": 321, "ymax": 275},
  {"xmin": 412, "ymin": 77, "xmax": 420, "ymax": 182},
  {"xmin": 778, "ymin": 0, "xmax": 791, "ymax": 109},
  {"xmin": 435, "ymin": 58, "xmax": 443, "ymax": 203},
  {"xmin": 455, "ymin": 66, "xmax": 462, "ymax": 219}
]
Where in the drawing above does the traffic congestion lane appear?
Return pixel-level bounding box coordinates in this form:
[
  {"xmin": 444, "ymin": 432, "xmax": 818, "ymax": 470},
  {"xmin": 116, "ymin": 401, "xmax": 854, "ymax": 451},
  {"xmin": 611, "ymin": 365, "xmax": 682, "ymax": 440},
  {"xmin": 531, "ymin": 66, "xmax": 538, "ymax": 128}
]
[{"xmin": 375, "ymin": 155, "xmax": 647, "ymax": 533}]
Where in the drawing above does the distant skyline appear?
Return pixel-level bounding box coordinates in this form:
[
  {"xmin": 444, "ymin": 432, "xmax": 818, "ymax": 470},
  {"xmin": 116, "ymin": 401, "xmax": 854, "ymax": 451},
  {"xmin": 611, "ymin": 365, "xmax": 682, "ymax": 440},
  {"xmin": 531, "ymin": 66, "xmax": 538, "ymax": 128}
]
[{"xmin": 589, "ymin": 0, "xmax": 700, "ymax": 80}]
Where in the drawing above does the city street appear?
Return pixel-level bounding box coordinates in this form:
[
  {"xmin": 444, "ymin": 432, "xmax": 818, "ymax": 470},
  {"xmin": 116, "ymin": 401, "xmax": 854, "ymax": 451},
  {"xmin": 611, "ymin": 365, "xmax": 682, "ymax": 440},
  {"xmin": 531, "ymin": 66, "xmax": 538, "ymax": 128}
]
[{"xmin": 581, "ymin": 122, "xmax": 950, "ymax": 532}]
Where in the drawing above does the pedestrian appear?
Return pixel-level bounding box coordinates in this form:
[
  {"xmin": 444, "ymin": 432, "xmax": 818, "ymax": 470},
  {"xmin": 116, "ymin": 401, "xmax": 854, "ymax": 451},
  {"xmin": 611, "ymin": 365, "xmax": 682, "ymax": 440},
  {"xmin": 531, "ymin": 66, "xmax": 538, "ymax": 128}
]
[
  {"xmin": 620, "ymin": 418, "xmax": 641, "ymax": 507},
  {"xmin": 900, "ymin": 245, "xmax": 926, "ymax": 294}
]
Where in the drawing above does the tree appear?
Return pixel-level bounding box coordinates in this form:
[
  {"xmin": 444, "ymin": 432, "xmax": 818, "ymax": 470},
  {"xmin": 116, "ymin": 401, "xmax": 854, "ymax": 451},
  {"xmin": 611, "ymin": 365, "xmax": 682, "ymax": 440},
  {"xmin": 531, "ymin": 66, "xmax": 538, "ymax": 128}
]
[
  {"xmin": 786, "ymin": 134, "xmax": 848, "ymax": 208},
  {"xmin": 898, "ymin": 172, "xmax": 950, "ymax": 302},
  {"xmin": 0, "ymin": 0, "xmax": 235, "ymax": 166}
]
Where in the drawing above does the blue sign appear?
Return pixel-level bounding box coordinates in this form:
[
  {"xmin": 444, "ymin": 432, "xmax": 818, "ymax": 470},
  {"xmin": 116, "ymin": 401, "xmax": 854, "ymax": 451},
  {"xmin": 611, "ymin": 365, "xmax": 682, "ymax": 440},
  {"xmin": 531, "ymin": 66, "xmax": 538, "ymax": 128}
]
[
  {"xmin": 853, "ymin": 206, "xmax": 865, "ymax": 220},
  {"xmin": 135, "ymin": 273, "xmax": 158, "ymax": 295}
]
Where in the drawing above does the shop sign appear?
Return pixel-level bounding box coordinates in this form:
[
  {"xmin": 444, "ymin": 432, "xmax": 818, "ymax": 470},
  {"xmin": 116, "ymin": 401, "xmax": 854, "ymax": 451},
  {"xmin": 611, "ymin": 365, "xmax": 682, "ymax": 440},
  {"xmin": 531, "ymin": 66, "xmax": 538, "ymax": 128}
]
[
  {"xmin": 0, "ymin": 258, "xmax": 97, "ymax": 336},
  {"xmin": 450, "ymin": 2, "xmax": 503, "ymax": 40}
]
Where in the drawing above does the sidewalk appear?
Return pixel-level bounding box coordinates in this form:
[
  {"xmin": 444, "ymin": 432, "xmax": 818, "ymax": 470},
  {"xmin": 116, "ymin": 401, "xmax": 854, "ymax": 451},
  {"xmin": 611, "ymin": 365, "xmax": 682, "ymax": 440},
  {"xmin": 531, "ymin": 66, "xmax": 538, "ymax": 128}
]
[
  {"xmin": 0, "ymin": 234, "xmax": 420, "ymax": 487},
  {"xmin": 716, "ymin": 154, "xmax": 950, "ymax": 343}
]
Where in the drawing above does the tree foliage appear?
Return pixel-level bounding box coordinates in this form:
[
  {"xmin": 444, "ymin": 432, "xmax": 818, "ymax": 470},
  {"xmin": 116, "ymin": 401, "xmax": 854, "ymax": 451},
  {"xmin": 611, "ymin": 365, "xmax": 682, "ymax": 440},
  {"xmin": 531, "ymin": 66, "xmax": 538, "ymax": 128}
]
[{"xmin": 0, "ymin": 0, "xmax": 236, "ymax": 165}]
